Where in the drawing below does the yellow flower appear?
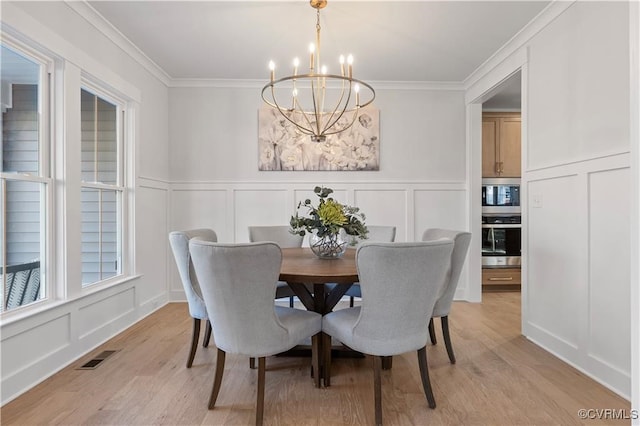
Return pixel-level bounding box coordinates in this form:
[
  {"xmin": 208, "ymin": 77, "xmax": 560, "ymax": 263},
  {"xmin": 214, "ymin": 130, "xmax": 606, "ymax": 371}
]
[{"xmin": 318, "ymin": 199, "xmax": 347, "ymax": 227}]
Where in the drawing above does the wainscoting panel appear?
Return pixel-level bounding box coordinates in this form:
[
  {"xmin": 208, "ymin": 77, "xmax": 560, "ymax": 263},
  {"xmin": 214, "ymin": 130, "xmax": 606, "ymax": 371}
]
[
  {"xmin": 527, "ymin": 174, "xmax": 584, "ymax": 352},
  {"xmin": 1, "ymin": 313, "xmax": 71, "ymax": 379},
  {"xmin": 137, "ymin": 184, "xmax": 170, "ymax": 312},
  {"xmin": 234, "ymin": 189, "xmax": 290, "ymax": 241},
  {"xmin": 587, "ymin": 167, "xmax": 631, "ymax": 393},
  {"xmin": 170, "ymin": 188, "xmax": 229, "ymax": 240},
  {"xmin": 293, "ymin": 187, "xmax": 349, "ymax": 208},
  {"xmin": 169, "ymin": 181, "xmax": 470, "ymax": 300},
  {"xmin": 524, "ymin": 153, "xmax": 631, "ymax": 398},
  {"xmin": 354, "ymin": 189, "xmax": 408, "ymax": 241},
  {"xmin": 413, "ymin": 189, "xmax": 467, "ymax": 241},
  {"xmin": 77, "ymin": 287, "xmax": 136, "ymax": 340}
]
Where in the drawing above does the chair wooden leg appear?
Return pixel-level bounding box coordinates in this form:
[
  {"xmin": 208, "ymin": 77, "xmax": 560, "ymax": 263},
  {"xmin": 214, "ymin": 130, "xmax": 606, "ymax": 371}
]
[
  {"xmin": 441, "ymin": 316, "xmax": 456, "ymax": 364},
  {"xmin": 256, "ymin": 357, "xmax": 266, "ymax": 426},
  {"xmin": 381, "ymin": 356, "xmax": 393, "ymax": 370},
  {"xmin": 373, "ymin": 355, "xmax": 383, "ymax": 426},
  {"xmin": 322, "ymin": 332, "xmax": 332, "ymax": 387},
  {"xmin": 428, "ymin": 318, "xmax": 437, "ymax": 345},
  {"xmin": 349, "ymin": 296, "xmax": 355, "ymax": 307},
  {"xmin": 250, "ymin": 358, "xmax": 256, "ymax": 369},
  {"xmin": 417, "ymin": 346, "xmax": 436, "ymax": 409},
  {"xmin": 187, "ymin": 318, "xmax": 201, "ymax": 368},
  {"xmin": 203, "ymin": 320, "xmax": 212, "ymax": 348},
  {"xmin": 208, "ymin": 349, "xmax": 226, "ymax": 409},
  {"xmin": 311, "ymin": 333, "xmax": 321, "ymax": 388}
]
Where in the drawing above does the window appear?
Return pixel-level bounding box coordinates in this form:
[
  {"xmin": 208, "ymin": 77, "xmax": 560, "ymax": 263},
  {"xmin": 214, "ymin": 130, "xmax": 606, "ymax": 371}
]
[
  {"xmin": 80, "ymin": 88, "xmax": 124, "ymax": 286},
  {"xmin": 0, "ymin": 43, "xmax": 50, "ymax": 311}
]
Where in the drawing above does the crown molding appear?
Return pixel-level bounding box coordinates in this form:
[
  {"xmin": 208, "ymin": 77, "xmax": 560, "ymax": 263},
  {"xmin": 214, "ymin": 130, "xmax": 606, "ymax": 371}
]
[
  {"xmin": 463, "ymin": 0, "xmax": 575, "ymax": 90},
  {"xmin": 169, "ymin": 78, "xmax": 464, "ymax": 91},
  {"xmin": 66, "ymin": 1, "xmax": 172, "ymax": 87}
]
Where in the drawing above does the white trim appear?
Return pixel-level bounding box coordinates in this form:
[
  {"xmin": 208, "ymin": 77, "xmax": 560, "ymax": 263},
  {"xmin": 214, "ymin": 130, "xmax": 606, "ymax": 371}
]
[
  {"xmin": 464, "ymin": 1, "xmax": 575, "ymax": 90},
  {"xmin": 465, "ymin": 103, "xmax": 482, "ymax": 304},
  {"xmin": 629, "ymin": 0, "xmax": 640, "ymax": 419},
  {"xmin": 465, "ymin": 51, "xmax": 527, "ymax": 106},
  {"xmin": 65, "ymin": 1, "xmax": 171, "ymax": 87},
  {"xmin": 169, "ymin": 179, "xmax": 467, "ymax": 187},
  {"xmin": 169, "ymin": 78, "xmax": 464, "ymax": 91},
  {"xmin": 66, "ymin": 2, "xmax": 464, "ymax": 92},
  {"xmin": 1, "ymin": 3, "xmax": 142, "ymax": 103},
  {"xmin": 0, "ymin": 273, "xmax": 142, "ymax": 328}
]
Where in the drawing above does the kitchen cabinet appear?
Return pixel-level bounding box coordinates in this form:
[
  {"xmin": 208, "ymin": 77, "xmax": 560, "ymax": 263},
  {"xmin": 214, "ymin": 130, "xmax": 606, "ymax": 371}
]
[
  {"xmin": 482, "ymin": 267, "xmax": 521, "ymax": 291},
  {"xmin": 482, "ymin": 112, "xmax": 521, "ymax": 177}
]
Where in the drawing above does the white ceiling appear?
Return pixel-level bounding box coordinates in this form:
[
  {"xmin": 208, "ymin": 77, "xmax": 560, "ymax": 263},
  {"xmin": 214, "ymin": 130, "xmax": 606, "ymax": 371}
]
[{"xmin": 87, "ymin": 0, "xmax": 549, "ymax": 83}]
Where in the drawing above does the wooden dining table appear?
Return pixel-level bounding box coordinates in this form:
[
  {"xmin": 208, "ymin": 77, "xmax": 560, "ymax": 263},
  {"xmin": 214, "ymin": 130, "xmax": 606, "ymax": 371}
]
[
  {"xmin": 279, "ymin": 247, "xmax": 358, "ymax": 315},
  {"xmin": 279, "ymin": 246, "xmax": 393, "ymax": 380}
]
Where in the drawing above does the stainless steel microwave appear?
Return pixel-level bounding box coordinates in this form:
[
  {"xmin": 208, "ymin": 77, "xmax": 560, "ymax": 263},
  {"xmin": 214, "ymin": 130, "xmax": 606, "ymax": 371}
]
[{"xmin": 482, "ymin": 178, "xmax": 520, "ymax": 215}]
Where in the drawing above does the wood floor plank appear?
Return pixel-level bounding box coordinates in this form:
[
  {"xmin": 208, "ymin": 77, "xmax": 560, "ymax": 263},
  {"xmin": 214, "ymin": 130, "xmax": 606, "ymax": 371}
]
[{"xmin": 1, "ymin": 293, "xmax": 630, "ymax": 425}]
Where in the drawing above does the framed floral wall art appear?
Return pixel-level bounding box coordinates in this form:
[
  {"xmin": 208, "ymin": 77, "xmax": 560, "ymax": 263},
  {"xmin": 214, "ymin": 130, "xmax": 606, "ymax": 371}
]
[{"xmin": 258, "ymin": 106, "xmax": 380, "ymax": 171}]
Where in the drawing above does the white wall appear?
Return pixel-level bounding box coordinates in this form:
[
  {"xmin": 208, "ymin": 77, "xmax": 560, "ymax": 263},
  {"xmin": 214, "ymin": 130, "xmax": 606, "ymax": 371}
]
[
  {"xmin": 0, "ymin": 2, "xmax": 170, "ymax": 404},
  {"xmin": 524, "ymin": 1, "xmax": 631, "ymax": 398},
  {"xmin": 529, "ymin": 1, "xmax": 632, "ymax": 398},
  {"xmin": 466, "ymin": 0, "xmax": 633, "ymax": 401},
  {"xmin": 167, "ymin": 85, "xmax": 472, "ymax": 299}
]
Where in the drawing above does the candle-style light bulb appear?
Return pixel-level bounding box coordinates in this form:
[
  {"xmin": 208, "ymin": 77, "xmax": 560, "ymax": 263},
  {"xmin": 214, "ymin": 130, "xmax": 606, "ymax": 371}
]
[
  {"xmin": 339, "ymin": 55, "xmax": 345, "ymax": 76},
  {"xmin": 269, "ymin": 60, "xmax": 275, "ymax": 82},
  {"xmin": 354, "ymin": 83, "xmax": 360, "ymax": 106},
  {"xmin": 347, "ymin": 54, "xmax": 354, "ymax": 79},
  {"xmin": 309, "ymin": 43, "xmax": 315, "ymax": 70},
  {"xmin": 293, "ymin": 57, "xmax": 300, "ymax": 76},
  {"xmin": 321, "ymin": 65, "xmax": 327, "ymax": 75}
]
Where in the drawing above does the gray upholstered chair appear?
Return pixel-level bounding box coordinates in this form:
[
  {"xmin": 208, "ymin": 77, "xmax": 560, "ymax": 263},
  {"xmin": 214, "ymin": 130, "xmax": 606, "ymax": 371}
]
[
  {"xmin": 248, "ymin": 225, "xmax": 303, "ymax": 308},
  {"xmin": 188, "ymin": 241, "xmax": 322, "ymax": 425},
  {"xmin": 343, "ymin": 225, "xmax": 396, "ymax": 307},
  {"xmin": 169, "ymin": 229, "xmax": 217, "ymax": 368},
  {"xmin": 423, "ymin": 228, "xmax": 472, "ymax": 364},
  {"xmin": 322, "ymin": 240, "xmax": 454, "ymax": 424}
]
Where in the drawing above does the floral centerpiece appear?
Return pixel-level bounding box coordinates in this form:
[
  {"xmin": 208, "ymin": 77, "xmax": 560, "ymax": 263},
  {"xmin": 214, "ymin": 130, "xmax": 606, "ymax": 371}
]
[{"xmin": 290, "ymin": 186, "xmax": 368, "ymax": 258}]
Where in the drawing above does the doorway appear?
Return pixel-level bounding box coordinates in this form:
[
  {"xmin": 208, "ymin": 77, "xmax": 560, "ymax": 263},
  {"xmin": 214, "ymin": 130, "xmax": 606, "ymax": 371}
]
[{"xmin": 480, "ymin": 71, "xmax": 522, "ymax": 294}]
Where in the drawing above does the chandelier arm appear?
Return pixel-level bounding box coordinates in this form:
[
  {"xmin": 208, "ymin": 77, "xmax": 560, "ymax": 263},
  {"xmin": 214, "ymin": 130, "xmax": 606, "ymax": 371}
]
[
  {"xmin": 309, "ymin": 78, "xmax": 320, "ymax": 136},
  {"xmin": 323, "ymin": 80, "xmax": 377, "ymax": 135},
  {"xmin": 322, "ymin": 105, "xmax": 361, "ymax": 137},
  {"xmin": 292, "ymin": 93, "xmax": 319, "ymax": 135},
  {"xmin": 267, "ymin": 84, "xmax": 314, "ymax": 136},
  {"xmin": 321, "ymin": 79, "xmax": 353, "ymax": 135},
  {"xmin": 319, "ymin": 77, "xmax": 349, "ymax": 135}
]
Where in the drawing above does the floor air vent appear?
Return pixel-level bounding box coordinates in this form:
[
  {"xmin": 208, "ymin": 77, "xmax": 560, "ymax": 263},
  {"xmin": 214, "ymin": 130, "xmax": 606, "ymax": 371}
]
[{"xmin": 77, "ymin": 350, "xmax": 118, "ymax": 370}]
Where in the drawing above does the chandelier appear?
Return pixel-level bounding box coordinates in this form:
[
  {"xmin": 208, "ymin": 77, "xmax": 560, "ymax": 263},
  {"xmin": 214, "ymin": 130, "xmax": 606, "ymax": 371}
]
[{"xmin": 261, "ymin": 0, "xmax": 375, "ymax": 142}]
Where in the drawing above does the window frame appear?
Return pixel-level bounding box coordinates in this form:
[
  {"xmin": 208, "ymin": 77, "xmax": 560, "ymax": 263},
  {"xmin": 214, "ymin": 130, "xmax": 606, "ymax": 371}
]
[
  {"xmin": 79, "ymin": 79, "xmax": 128, "ymax": 288},
  {"xmin": 0, "ymin": 35, "xmax": 54, "ymax": 314}
]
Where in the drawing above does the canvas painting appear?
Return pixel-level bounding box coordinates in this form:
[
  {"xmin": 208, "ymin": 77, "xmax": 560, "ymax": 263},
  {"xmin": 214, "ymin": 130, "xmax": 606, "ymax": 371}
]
[{"xmin": 258, "ymin": 106, "xmax": 380, "ymax": 171}]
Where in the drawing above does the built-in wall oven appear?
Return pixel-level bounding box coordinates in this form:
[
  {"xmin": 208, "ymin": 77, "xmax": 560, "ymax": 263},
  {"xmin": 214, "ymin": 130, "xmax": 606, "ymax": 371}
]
[
  {"xmin": 482, "ymin": 215, "xmax": 521, "ymax": 267},
  {"xmin": 482, "ymin": 178, "xmax": 521, "ymax": 267}
]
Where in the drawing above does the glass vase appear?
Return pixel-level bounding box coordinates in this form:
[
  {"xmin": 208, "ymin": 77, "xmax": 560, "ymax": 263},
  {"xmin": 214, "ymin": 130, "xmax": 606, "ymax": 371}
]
[{"xmin": 310, "ymin": 231, "xmax": 348, "ymax": 259}]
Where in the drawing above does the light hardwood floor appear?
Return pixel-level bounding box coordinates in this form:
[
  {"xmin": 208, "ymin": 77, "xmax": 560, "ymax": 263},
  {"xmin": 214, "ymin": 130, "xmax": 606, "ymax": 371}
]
[{"xmin": 1, "ymin": 292, "xmax": 630, "ymax": 425}]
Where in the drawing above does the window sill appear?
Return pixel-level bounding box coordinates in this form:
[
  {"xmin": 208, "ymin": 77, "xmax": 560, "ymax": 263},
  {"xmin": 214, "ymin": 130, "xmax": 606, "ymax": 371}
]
[{"xmin": 0, "ymin": 274, "xmax": 142, "ymax": 327}]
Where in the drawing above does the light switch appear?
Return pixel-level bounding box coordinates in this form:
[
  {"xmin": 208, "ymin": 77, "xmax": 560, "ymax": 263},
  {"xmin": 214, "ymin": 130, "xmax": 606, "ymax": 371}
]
[{"xmin": 532, "ymin": 194, "xmax": 543, "ymax": 208}]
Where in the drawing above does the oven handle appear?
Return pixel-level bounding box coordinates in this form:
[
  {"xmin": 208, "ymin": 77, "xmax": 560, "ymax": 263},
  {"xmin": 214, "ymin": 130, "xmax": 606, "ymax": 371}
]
[
  {"xmin": 490, "ymin": 227, "xmax": 496, "ymax": 253},
  {"xmin": 482, "ymin": 224, "xmax": 521, "ymax": 229}
]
